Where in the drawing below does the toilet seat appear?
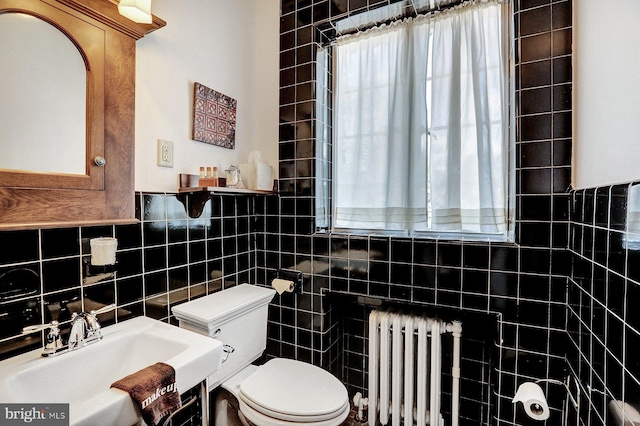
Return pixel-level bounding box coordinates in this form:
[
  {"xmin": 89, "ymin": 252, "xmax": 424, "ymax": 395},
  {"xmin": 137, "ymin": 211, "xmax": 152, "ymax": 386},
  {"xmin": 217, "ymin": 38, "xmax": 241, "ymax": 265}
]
[
  {"xmin": 237, "ymin": 398, "xmax": 350, "ymax": 426},
  {"xmin": 235, "ymin": 358, "xmax": 350, "ymax": 425}
]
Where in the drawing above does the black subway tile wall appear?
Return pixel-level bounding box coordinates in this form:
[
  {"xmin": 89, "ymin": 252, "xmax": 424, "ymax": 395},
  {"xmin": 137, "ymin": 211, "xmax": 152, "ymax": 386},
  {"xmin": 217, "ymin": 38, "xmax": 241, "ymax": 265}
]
[
  {"xmin": 568, "ymin": 182, "xmax": 640, "ymax": 425},
  {"xmin": 0, "ymin": 1, "xmax": 637, "ymax": 425},
  {"xmin": 0, "ymin": 192, "xmax": 254, "ymax": 360},
  {"xmin": 270, "ymin": 0, "xmax": 572, "ymax": 425}
]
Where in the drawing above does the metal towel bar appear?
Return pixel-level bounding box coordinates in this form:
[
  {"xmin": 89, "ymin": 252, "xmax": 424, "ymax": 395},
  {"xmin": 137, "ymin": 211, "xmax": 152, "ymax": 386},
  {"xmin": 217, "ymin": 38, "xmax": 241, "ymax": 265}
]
[{"xmin": 161, "ymin": 395, "xmax": 198, "ymax": 426}]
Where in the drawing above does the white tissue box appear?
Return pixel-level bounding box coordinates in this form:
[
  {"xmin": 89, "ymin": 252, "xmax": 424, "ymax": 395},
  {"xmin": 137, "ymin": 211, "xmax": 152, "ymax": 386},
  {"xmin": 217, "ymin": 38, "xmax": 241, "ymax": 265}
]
[{"xmin": 238, "ymin": 162, "xmax": 272, "ymax": 190}]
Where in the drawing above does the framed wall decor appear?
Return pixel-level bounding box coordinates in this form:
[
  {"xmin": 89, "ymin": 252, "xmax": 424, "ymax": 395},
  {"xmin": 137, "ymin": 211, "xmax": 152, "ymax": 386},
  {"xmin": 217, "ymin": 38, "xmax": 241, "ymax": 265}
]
[{"xmin": 192, "ymin": 82, "xmax": 237, "ymax": 149}]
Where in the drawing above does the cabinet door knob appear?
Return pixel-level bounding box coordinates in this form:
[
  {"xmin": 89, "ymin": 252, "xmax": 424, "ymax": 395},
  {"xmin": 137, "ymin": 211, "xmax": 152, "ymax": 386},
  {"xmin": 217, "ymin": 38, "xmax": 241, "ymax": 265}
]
[{"xmin": 94, "ymin": 156, "xmax": 106, "ymax": 167}]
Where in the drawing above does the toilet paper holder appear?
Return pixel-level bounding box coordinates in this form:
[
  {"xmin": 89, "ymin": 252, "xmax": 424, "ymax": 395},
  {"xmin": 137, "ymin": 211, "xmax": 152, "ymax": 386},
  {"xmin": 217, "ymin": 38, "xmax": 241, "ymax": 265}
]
[
  {"xmin": 276, "ymin": 269, "xmax": 303, "ymax": 294},
  {"xmin": 513, "ymin": 376, "xmax": 579, "ymax": 421}
]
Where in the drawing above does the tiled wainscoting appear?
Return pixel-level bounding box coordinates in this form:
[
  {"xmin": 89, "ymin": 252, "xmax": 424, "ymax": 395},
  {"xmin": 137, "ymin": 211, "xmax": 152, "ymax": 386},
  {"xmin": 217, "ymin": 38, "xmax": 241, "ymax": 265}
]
[
  {"xmin": 0, "ymin": 192, "xmax": 256, "ymax": 361},
  {"xmin": 0, "ymin": 181, "xmax": 638, "ymax": 426},
  {"xmin": 256, "ymin": 202, "xmax": 570, "ymax": 425}
]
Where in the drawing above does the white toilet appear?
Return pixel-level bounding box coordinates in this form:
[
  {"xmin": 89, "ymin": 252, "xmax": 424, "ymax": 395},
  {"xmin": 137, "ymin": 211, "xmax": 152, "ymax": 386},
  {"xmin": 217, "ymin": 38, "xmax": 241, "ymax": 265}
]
[{"xmin": 171, "ymin": 284, "xmax": 350, "ymax": 426}]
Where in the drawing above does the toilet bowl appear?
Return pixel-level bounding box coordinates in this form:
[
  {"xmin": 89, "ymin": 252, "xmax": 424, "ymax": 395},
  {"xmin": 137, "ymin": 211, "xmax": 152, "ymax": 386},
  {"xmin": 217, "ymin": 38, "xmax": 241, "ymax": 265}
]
[
  {"xmin": 223, "ymin": 360, "xmax": 350, "ymax": 426},
  {"xmin": 172, "ymin": 284, "xmax": 350, "ymax": 426}
]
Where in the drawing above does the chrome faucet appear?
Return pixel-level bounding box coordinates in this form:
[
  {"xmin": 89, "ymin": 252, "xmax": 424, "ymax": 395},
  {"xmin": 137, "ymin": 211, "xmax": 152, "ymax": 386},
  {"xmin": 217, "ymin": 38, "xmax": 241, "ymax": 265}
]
[
  {"xmin": 23, "ymin": 304, "xmax": 116, "ymax": 357},
  {"xmin": 67, "ymin": 313, "xmax": 87, "ymax": 350}
]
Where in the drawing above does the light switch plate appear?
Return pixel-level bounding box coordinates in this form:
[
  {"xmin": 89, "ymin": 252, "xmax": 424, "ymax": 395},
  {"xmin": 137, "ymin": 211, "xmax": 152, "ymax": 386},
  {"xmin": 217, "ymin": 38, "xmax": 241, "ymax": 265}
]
[{"xmin": 157, "ymin": 139, "xmax": 173, "ymax": 167}]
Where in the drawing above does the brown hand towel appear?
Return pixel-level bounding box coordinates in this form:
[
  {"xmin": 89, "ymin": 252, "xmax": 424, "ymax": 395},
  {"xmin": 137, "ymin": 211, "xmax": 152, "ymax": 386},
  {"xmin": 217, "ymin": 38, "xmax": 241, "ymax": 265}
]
[{"xmin": 111, "ymin": 362, "xmax": 182, "ymax": 426}]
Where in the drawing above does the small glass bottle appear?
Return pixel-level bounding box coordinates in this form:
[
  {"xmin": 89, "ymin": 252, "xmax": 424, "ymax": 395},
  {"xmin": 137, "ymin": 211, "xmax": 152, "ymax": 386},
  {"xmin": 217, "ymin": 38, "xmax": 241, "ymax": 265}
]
[
  {"xmin": 206, "ymin": 167, "xmax": 212, "ymax": 178},
  {"xmin": 212, "ymin": 167, "xmax": 219, "ymax": 187},
  {"xmin": 199, "ymin": 167, "xmax": 205, "ymax": 178}
]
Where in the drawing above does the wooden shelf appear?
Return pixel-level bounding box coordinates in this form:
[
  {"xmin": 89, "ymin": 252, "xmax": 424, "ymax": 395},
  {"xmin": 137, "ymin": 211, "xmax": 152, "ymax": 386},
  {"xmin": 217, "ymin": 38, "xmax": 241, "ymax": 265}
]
[
  {"xmin": 176, "ymin": 184, "xmax": 276, "ymax": 218},
  {"xmin": 178, "ymin": 174, "xmax": 276, "ymax": 196},
  {"xmin": 178, "ymin": 186, "xmax": 275, "ymax": 195}
]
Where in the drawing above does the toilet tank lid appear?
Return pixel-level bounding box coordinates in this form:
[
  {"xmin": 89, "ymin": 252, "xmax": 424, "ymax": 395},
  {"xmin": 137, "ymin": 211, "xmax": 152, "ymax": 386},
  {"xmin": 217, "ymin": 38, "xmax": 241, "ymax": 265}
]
[{"xmin": 172, "ymin": 284, "xmax": 275, "ymax": 326}]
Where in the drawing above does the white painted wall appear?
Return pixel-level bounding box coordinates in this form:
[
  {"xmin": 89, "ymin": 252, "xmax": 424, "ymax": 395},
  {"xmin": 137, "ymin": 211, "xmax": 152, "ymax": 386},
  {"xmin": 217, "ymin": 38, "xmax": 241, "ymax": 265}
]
[
  {"xmin": 134, "ymin": 0, "xmax": 280, "ymax": 192},
  {"xmin": 573, "ymin": 0, "xmax": 640, "ymax": 189}
]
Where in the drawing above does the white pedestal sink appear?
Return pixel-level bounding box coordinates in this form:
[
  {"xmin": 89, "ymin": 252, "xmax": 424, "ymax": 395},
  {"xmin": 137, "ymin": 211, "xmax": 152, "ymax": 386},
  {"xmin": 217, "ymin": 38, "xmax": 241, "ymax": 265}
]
[{"xmin": 0, "ymin": 316, "xmax": 222, "ymax": 426}]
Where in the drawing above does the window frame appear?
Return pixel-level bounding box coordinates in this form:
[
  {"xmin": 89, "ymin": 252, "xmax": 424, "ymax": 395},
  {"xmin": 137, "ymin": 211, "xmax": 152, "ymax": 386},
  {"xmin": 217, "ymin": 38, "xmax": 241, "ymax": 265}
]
[{"xmin": 315, "ymin": 0, "xmax": 516, "ymax": 243}]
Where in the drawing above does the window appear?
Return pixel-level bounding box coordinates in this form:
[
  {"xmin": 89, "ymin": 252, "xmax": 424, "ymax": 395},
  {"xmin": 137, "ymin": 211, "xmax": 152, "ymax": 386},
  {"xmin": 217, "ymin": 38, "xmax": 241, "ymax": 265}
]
[{"xmin": 317, "ymin": 0, "xmax": 514, "ymax": 241}]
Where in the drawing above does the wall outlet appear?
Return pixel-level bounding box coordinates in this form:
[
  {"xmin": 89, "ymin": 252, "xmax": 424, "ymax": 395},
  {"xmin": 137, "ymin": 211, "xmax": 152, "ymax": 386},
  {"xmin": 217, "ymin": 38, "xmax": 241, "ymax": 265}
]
[{"xmin": 157, "ymin": 139, "xmax": 173, "ymax": 167}]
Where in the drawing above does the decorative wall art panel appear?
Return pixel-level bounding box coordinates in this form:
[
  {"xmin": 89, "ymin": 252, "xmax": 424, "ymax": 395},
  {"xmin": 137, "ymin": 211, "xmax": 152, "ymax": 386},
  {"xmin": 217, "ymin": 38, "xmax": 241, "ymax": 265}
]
[{"xmin": 192, "ymin": 82, "xmax": 237, "ymax": 149}]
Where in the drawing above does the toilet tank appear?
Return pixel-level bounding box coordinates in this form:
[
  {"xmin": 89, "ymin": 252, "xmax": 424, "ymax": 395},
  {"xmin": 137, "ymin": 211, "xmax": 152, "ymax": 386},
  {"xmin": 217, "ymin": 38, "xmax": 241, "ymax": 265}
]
[{"xmin": 171, "ymin": 284, "xmax": 276, "ymax": 389}]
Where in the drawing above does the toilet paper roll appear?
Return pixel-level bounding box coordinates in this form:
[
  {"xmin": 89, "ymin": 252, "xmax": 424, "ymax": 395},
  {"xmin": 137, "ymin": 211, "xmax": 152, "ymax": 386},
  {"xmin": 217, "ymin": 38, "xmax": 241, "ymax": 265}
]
[
  {"xmin": 272, "ymin": 278, "xmax": 294, "ymax": 295},
  {"xmin": 512, "ymin": 382, "xmax": 550, "ymax": 421},
  {"xmin": 609, "ymin": 400, "xmax": 640, "ymax": 425}
]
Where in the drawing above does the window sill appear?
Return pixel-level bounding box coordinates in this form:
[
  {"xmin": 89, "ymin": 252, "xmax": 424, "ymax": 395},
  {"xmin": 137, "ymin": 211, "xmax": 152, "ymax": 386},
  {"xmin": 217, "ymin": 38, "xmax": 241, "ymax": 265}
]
[{"xmin": 318, "ymin": 227, "xmax": 516, "ymax": 244}]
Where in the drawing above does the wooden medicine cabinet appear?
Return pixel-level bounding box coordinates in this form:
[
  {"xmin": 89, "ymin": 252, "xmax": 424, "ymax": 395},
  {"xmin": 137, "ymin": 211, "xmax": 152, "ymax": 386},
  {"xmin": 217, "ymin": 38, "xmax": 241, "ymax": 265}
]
[{"xmin": 0, "ymin": 0, "xmax": 165, "ymax": 229}]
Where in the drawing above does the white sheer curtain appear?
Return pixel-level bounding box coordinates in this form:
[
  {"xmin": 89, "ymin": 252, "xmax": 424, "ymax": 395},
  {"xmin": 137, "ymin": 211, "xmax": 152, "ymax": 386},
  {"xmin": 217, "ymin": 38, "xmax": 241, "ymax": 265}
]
[
  {"xmin": 315, "ymin": 46, "xmax": 330, "ymax": 229},
  {"xmin": 334, "ymin": 20, "xmax": 431, "ymax": 230},
  {"xmin": 333, "ymin": 0, "xmax": 510, "ymax": 235},
  {"xmin": 429, "ymin": 1, "xmax": 510, "ymax": 233}
]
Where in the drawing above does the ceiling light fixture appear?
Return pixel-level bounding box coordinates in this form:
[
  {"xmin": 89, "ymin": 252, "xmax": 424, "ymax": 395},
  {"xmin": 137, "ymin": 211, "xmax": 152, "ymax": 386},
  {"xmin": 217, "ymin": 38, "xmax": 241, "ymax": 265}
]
[{"xmin": 117, "ymin": 0, "xmax": 152, "ymax": 24}]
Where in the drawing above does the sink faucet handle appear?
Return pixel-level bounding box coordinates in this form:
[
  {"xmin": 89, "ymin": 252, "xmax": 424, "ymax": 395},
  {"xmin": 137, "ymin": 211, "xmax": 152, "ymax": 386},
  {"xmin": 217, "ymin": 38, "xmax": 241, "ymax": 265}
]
[
  {"xmin": 86, "ymin": 303, "xmax": 116, "ymax": 335},
  {"xmin": 90, "ymin": 303, "xmax": 116, "ymax": 317},
  {"xmin": 23, "ymin": 321, "xmax": 64, "ymax": 355},
  {"xmin": 22, "ymin": 320, "xmax": 59, "ymax": 334}
]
